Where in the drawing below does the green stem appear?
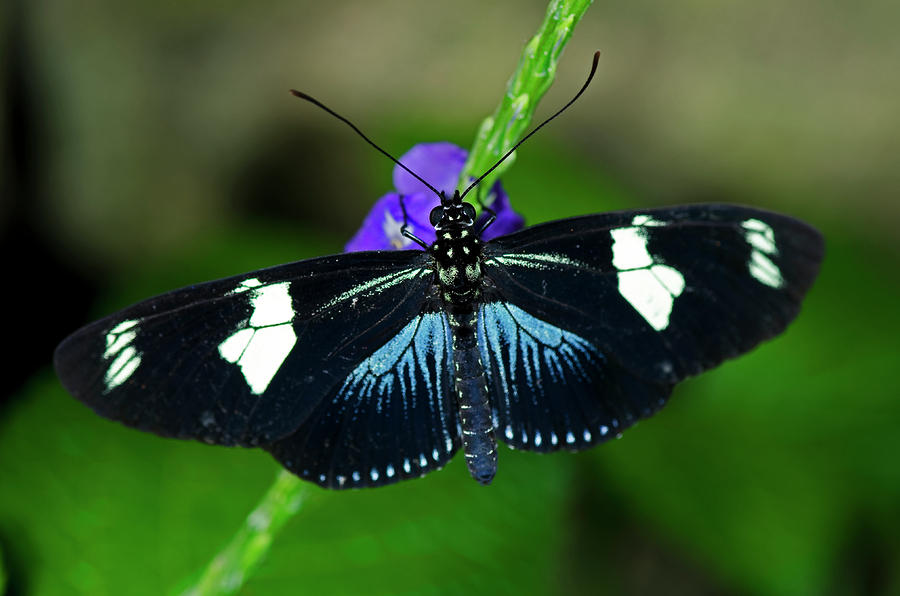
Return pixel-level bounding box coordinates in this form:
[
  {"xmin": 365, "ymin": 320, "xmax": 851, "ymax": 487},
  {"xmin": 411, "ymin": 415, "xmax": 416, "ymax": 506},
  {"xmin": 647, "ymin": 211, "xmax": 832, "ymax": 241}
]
[
  {"xmin": 175, "ymin": 471, "xmax": 312, "ymax": 595},
  {"xmin": 458, "ymin": 0, "xmax": 593, "ymax": 201}
]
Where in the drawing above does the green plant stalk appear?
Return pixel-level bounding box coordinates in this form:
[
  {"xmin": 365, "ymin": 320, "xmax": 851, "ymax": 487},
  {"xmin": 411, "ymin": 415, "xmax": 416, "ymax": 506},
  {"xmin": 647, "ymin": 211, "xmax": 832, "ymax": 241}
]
[
  {"xmin": 175, "ymin": 471, "xmax": 312, "ymax": 596},
  {"xmin": 175, "ymin": 2, "xmax": 593, "ymax": 593},
  {"xmin": 458, "ymin": 0, "xmax": 593, "ymax": 202}
]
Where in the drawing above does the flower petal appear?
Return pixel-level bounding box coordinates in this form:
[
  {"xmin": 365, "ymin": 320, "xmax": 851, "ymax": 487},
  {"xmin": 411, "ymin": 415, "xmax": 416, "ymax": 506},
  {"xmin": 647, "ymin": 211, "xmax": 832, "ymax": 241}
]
[
  {"xmin": 344, "ymin": 193, "xmax": 438, "ymax": 252},
  {"xmin": 393, "ymin": 142, "xmax": 467, "ymax": 197},
  {"xmin": 347, "ymin": 142, "xmax": 525, "ymax": 252},
  {"xmin": 479, "ymin": 182, "xmax": 525, "ymax": 241}
]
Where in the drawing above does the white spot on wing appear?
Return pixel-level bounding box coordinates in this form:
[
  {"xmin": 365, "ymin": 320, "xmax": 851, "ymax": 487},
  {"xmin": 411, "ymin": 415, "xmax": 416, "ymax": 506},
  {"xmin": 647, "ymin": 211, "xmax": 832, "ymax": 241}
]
[
  {"xmin": 652, "ymin": 265, "xmax": 686, "ymax": 296},
  {"xmin": 231, "ymin": 278, "xmax": 263, "ymax": 293},
  {"xmin": 749, "ymin": 251, "xmax": 784, "ymax": 288},
  {"xmin": 247, "ymin": 282, "xmax": 294, "ymax": 327},
  {"xmin": 217, "ymin": 328, "xmax": 254, "ymax": 362},
  {"xmin": 218, "ymin": 281, "xmax": 297, "ymax": 395},
  {"xmin": 611, "ymin": 226, "xmax": 654, "ymax": 270},
  {"xmin": 611, "ymin": 219, "xmax": 685, "ymax": 331},
  {"xmin": 234, "ymin": 326, "xmax": 296, "ymax": 394},
  {"xmin": 106, "ymin": 347, "xmax": 141, "ymax": 390},
  {"xmin": 741, "ymin": 219, "xmax": 784, "ymax": 288},
  {"xmin": 103, "ymin": 319, "xmax": 142, "ymax": 392},
  {"xmin": 104, "ymin": 328, "xmax": 136, "ymax": 359},
  {"xmin": 742, "ymin": 219, "xmax": 777, "ymax": 253},
  {"xmin": 108, "ymin": 319, "xmax": 138, "ymax": 334},
  {"xmin": 631, "ymin": 214, "xmax": 665, "ymax": 227},
  {"xmin": 617, "ymin": 267, "xmax": 684, "ymax": 331}
]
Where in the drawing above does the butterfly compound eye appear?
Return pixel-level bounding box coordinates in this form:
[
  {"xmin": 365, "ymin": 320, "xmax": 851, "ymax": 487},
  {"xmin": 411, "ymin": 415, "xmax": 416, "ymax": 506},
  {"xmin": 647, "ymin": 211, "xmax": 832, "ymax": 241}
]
[
  {"xmin": 429, "ymin": 206, "xmax": 443, "ymax": 227},
  {"xmin": 463, "ymin": 204, "xmax": 476, "ymax": 220}
]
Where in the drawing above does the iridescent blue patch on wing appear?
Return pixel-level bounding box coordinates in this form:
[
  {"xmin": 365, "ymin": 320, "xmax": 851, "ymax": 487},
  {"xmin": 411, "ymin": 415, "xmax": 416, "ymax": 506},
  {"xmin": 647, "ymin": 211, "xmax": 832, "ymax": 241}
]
[
  {"xmin": 337, "ymin": 312, "xmax": 451, "ymax": 411},
  {"xmin": 478, "ymin": 302, "xmax": 601, "ymax": 395},
  {"xmin": 273, "ymin": 311, "xmax": 460, "ymax": 488},
  {"xmin": 477, "ymin": 302, "xmax": 609, "ymax": 451}
]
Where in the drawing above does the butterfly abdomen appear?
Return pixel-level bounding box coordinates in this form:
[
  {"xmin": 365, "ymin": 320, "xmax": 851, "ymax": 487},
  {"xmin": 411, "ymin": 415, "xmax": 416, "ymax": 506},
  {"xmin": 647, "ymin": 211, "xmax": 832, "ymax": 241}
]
[{"xmin": 450, "ymin": 310, "xmax": 497, "ymax": 485}]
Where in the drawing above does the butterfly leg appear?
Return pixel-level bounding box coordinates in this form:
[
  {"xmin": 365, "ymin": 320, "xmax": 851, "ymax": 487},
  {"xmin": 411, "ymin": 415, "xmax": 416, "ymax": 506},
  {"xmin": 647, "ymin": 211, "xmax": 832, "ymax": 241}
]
[
  {"xmin": 475, "ymin": 188, "xmax": 497, "ymax": 235},
  {"xmin": 399, "ymin": 194, "xmax": 429, "ymax": 249}
]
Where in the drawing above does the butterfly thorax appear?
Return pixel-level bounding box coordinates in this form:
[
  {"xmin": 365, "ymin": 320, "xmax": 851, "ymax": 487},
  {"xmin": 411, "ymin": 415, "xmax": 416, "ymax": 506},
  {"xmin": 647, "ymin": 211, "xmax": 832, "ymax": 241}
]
[
  {"xmin": 428, "ymin": 192, "xmax": 484, "ymax": 309},
  {"xmin": 430, "ymin": 227, "xmax": 483, "ymax": 307}
]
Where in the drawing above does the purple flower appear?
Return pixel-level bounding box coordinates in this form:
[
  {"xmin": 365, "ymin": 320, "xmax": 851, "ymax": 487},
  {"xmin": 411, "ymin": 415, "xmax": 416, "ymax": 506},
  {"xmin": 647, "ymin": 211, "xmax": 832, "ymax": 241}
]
[{"xmin": 345, "ymin": 142, "xmax": 525, "ymax": 252}]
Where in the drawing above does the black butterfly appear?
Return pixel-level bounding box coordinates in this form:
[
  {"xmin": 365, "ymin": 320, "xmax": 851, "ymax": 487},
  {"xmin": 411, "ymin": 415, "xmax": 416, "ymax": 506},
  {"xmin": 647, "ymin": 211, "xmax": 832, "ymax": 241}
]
[{"xmin": 53, "ymin": 53, "xmax": 824, "ymax": 489}]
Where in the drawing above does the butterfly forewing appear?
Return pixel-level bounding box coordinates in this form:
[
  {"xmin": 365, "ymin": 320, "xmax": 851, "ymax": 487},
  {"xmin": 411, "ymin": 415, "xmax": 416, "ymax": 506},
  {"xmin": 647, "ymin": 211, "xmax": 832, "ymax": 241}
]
[
  {"xmin": 481, "ymin": 204, "xmax": 823, "ymax": 449},
  {"xmin": 54, "ymin": 250, "xmax": 435, "ymax": 447}
]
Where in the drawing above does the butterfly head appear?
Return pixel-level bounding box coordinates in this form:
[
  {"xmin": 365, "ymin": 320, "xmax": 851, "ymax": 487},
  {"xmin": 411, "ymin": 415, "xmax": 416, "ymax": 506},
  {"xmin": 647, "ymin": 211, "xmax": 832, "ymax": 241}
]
[{"xmin": 429, "ymin": 190, "xmax": 476, "ymax": 232}]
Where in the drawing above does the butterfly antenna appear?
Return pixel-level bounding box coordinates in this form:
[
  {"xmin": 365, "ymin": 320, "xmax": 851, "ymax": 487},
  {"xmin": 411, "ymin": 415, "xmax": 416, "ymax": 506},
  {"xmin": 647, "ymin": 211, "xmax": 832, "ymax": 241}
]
[
  {"xmin": 290, "ymin": 89, "xmax": 444, "ymax": 200},
  {"xmin": 460, "ymin": 50, "xmax": 601, "ymax": 201}
]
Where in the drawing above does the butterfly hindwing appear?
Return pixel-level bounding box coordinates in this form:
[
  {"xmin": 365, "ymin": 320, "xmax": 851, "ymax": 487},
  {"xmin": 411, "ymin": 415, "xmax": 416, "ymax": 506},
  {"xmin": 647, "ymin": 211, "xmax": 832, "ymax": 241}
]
[
  {"xmin": 477, "ymin": 301, "xmax": 673, "ymax": 451},
  {"xmin": 53, "ymin": 250, "xmax": 435, "ymax": 447},
  {"xmin": 266, "ymin": 308, "xmax": 460, "ymax": 489},
  {"xmin": 481, "ymin": 204, "xmax": 823, "ymax": 449}
]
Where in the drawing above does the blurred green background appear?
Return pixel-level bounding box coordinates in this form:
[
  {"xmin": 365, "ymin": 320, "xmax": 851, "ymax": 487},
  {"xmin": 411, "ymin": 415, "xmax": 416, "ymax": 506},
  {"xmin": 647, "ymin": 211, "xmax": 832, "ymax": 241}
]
[{"xmin": 1, "ymin": 0, "xmax": 898, "ymax": 594}]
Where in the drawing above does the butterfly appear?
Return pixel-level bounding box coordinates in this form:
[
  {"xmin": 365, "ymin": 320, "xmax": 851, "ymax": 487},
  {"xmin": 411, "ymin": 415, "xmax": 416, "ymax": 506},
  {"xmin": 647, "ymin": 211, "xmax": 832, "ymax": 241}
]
[{"xmin": 53, "ymin": 53, "xmax": 824, "ymax": 489}]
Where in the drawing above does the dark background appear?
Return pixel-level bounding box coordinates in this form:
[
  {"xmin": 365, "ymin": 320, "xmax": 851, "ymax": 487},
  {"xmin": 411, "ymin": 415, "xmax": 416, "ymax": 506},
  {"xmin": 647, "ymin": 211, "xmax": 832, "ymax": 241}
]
[{"xmin": 1, "ymin": 0, "xmax": 898, "ymax": 594}]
